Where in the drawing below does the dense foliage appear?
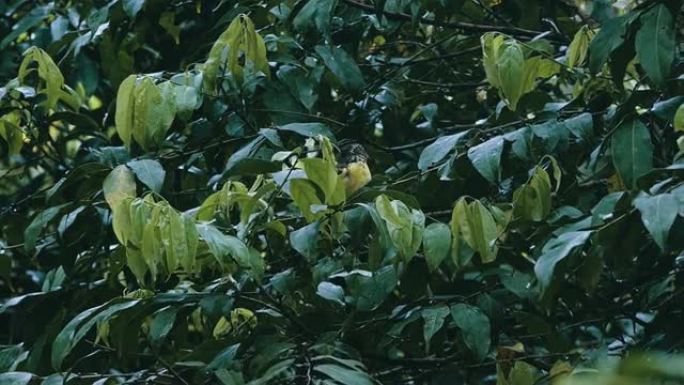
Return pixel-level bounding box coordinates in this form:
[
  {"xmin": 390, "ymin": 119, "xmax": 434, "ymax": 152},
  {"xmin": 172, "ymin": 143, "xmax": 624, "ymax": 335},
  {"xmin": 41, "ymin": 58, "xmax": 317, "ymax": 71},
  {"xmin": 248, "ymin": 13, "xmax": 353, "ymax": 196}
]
[{"xmin": 1, "ymin": 0, "xmax": 684, "ymax": 384}]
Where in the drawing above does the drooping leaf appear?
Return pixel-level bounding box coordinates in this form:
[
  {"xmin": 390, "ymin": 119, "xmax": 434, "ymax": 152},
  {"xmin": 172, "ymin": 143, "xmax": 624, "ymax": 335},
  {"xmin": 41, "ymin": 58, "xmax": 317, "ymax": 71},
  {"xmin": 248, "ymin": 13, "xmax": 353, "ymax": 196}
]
[
  {"xmin": 203, "ymin": 14, "xmax": 269, "ymax": 90},
  {"xmin": 115, "ymin": 75, "xmax": 137, "ymax": 148},
  {"xmin": 567, "ymin": 25, "xmax": 594, "ymax": 68}
]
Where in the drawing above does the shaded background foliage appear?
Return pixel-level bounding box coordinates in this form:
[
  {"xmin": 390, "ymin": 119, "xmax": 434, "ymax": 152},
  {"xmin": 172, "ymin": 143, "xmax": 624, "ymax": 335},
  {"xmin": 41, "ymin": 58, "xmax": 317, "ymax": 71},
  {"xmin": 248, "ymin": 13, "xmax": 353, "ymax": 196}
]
[{"xmin": 1, "ymin": 0, "xmax": 684, "ymax": 384}]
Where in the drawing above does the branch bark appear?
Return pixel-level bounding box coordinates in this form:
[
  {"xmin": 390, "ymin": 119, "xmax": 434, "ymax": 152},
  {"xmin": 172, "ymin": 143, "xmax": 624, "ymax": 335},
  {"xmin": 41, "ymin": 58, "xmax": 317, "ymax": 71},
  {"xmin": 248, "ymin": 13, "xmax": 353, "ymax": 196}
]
[{"xmin": 341, "ymin": 0, "xmax": 566, "ymax": 42}]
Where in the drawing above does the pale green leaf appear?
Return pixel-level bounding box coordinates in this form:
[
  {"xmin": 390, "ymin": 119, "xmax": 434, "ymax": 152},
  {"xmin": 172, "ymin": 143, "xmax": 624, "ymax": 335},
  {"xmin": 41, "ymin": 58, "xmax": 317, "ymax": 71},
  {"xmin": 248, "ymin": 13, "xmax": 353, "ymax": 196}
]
[
  {"xmin": 290, "ymin": 179, "xmax": 325, "ymax": 222},
  {"xmin": 103, "ymin": 165, "xmax": 137, "ymax": 210}
]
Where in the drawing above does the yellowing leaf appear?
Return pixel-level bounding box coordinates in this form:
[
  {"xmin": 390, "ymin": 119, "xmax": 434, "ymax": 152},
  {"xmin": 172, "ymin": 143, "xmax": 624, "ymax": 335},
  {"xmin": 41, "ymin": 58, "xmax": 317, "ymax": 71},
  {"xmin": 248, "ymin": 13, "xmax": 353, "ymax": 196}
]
[
  {"xmin": 103, "ymin": 165, "xmax": 137, "ymax": 210},
  {"xmin": 567, "ymin": 25, "xmax": 595, "ymax": 68},
  {"xmin": 18, "ymin": 47, "xmax": 65, "ymax": 109},
  {"xmin": 203, "ymin": 14, "xmax": 269, "ymax": 91}
]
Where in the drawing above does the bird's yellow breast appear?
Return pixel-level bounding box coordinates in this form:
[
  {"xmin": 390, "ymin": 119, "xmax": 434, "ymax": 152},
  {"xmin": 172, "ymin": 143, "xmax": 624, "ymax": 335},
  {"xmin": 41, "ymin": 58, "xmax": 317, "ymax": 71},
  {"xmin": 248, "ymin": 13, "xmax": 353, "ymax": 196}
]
[{"xmin": 343, "ymin": 161, "xmax": 372, "ymax": 195}]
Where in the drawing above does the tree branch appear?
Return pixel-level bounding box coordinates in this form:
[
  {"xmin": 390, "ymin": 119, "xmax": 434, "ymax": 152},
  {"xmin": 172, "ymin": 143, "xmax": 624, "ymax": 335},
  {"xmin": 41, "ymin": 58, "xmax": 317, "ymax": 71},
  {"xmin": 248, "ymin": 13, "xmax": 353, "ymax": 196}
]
[{"xmin": 341, "ymin": 0, "xmax": 566, "ymax": 42}]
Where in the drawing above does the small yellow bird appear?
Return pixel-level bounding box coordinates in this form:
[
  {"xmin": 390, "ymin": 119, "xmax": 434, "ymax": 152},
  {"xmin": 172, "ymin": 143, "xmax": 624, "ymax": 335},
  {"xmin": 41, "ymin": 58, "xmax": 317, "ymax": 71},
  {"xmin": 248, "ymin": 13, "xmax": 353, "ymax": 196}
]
[{"xmin": 338, "ymin": 141, "xmax": 372, "ymax": 196}]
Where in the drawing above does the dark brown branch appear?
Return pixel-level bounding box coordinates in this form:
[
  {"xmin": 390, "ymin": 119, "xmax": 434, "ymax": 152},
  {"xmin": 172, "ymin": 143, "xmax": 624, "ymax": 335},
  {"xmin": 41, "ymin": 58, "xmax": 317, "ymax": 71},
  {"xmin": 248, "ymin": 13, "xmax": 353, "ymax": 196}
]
[{"xmin": 341, "ymin": 0, "xmax": 566, "ymax": 42}]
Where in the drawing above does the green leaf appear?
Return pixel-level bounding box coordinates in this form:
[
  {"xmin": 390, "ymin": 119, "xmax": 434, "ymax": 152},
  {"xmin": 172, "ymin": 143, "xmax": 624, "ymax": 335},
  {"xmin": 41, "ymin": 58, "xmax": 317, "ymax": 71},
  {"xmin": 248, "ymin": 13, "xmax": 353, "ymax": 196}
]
[
  {"xmin": 567, "ymin": 25, "xmax": 594, "ymax": 68},
  {"xmin": 635, "ymin": 4, "xmax": 675, "ymax": 87},
  {"xmin": 465, "ymin": 200, "xmax": 499, "ymax": 263},
  {"xmin": 344, "ymin": 266, "xmax": 397, "ymax": 311},
  {"xmin": 132, "ymin": 77, "xmax": 176, "ymax": 150},
  {"xmin": 496, "ymin": 40, "xmax": 525, "ymax": 110},
  {"xmin": 301, "ymin": 157, "xmax": 341, "ymax": 204},
  {"xmin": 634, "ymin": 193, "xmax": 678, "ymax": 252},
  {"xmin": 513, "ymin": 167, "xmax": 552, "ymax": 222},
  {"xmin": 500, "ymin": 361, "xmax": 539, "ymax": 385},
  {"xmin": 0, "ymin": 372, "xmax": 32, "ymax": 385},
  {"xmin": 418, "ymin": 131, "xmax": 469, "ymax": 171},
  {"xmin": 158, "ymin": 78, "xmax": 202, "ymax": 118},
  {"xmin": 18, "ymin": 47, "xmax": 65, "ymax": 109},
  {"xmin": 278, "ymin": 122, "xmax": 335, "ymax": 139},
  {"xmin": 127, "ymin": 159, "xmax": 165, "ymax": 193},
  {"xmin": 115, "ymin": 75, "xmax": 137, "ymax": 149},
  {"xmin": 315, "ymin": 45, "xmax": 365, "ymax": 92},
  {"xmin": 123, "ymin": 0, "xmax": 145, "ymax": 18},
  {"xmin": 24, "ymin": 204, "xmax": 68, "ymax": 252},
  {"xmin": 610, "ymin": 118, "xmax": 653, "ymax": 190},
  {"xmin": 534, "ymin": 231, "xmax": 592, "ymax": 291},
  {"xmin": 421, "ymin": 305, "xmax": 450, "ymax": 351},
  {"xmin": 0, "ymin": 5, "xmax": 51, "ymax": 49},
  {"xmin": 422, "ymin": 222, "xmax": 451, "ymax": 272},
  {"xmin": 52, "ymin": 299, "xmax": 140, "ymax": 369},
  {"xmin": 293, "ymin": 0, "xmax": 337, "ymax": 35},
  {"xmin": 674, "ymin": 103, "xmax": 684, "ymax": 132},
  {"xmin": 196, "ymin": 223, "xmax": 259, "ymax": 278},
  {"xmin": 374, "ymin": 195, "xmax": 425, "ymax": 260},
  {"xmin": 450, "ymin": 303, "xmax": 490, "ymax": 362},
  {"xmin": 314, "ymin": 364, "xmax": 373, "ymax": 385},
  {"xmin": 316, "ymin": 281, "xmax": 345, "ymax": 305},
  {"xmin": 482, "ymin": 33, "xmax": 506, "ymax": 89},
  {"xmin": 0, "ymin": 113, "xmax": 24, "ymax": 156},
  {"xmin": 588, "ymin": 14, "xmax": 632, "ymax": 73},
  {"xmin": 467, "ymin": 136, "xmax": 504, "ymax": 184},
  {"xmin": 202, "ymin": 14, "xmax": 269, "ymax": 90},
  {"xmin": 290, "ymin": 221, "xmax": 320, "ymax": 261},
  {"xmin": 290, "ymin": 179, "xmax": 325, "ymax": 222},
  {"xmin": 149, "ymin": 306, "xmax": 178, "ymax": 348},
  {"xmin": 103, "ymin": 165, "xmax": 137, "ymax": 210}
]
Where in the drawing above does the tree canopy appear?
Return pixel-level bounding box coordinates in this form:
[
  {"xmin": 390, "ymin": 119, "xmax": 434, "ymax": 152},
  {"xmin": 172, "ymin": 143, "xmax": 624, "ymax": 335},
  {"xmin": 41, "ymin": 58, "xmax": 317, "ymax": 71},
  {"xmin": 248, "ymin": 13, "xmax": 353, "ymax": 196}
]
[{"xmin": 1, "ymin": 0, "xmax": 684, "ymax": 384}]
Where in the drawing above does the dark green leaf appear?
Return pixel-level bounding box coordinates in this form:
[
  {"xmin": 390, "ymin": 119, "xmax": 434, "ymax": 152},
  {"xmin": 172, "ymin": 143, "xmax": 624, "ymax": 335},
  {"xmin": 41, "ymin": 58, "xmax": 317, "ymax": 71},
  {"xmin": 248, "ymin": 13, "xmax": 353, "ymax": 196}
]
[
  {"xmin": 534, "ymin": 231, "xmax": 592, "ymax": 291},
  {"xmin": 315, "ymin": 45, "xmax": 365, "ymax": 92},
  {"xmin": 634, "ymin": 193, "xmax": 678, "ymax": 251},
  {"xmin": 611, "ymin": 118, "xmax": 653, "ymax": 190},
  {"xmin": 635, "ymin": 4, "xmax": 675, "ymax": 86},
  {"xmin": 450, "ymin": 304, "xmax": 490, "ymax": 362},
  {"xmin": 127, "ymin": 159, "xmax": 165, "ymax": 193}
]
